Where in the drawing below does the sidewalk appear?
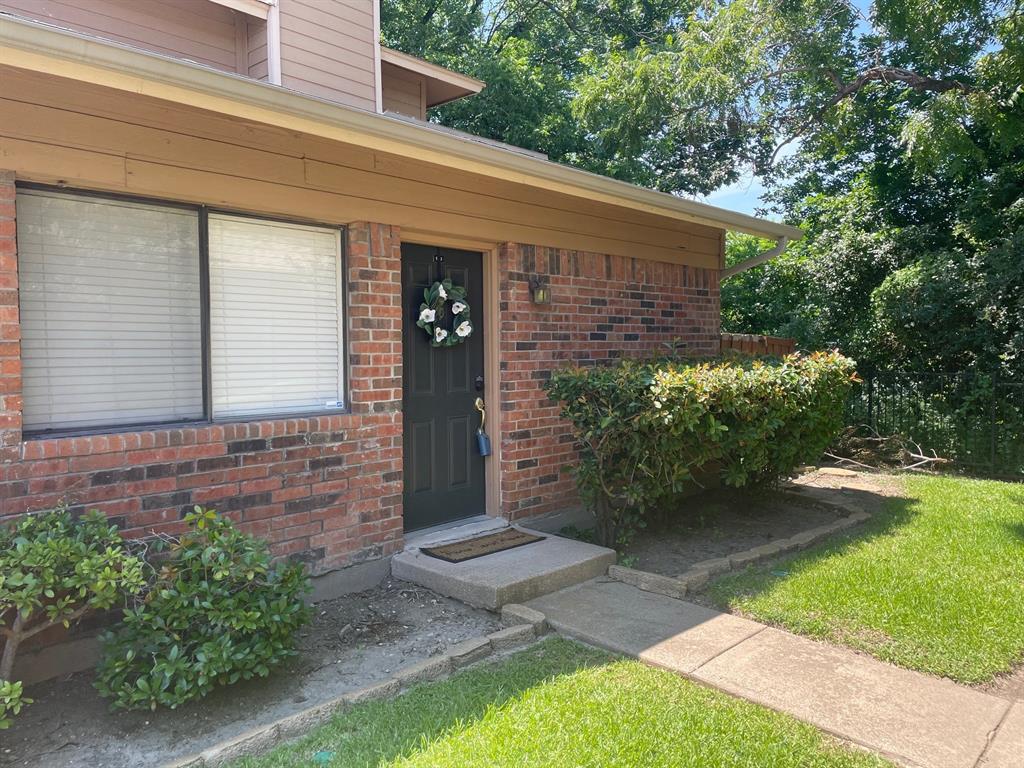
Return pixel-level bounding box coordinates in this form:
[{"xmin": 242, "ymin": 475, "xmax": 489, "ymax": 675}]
[{"xmin": 527, "ymin": 579, "xmax": 1021, "ymax": 768}]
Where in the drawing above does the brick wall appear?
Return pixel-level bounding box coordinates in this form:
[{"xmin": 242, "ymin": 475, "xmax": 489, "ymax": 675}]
[
  {"xmin": 0, "ymin": 171, "xmax": 20, "ymax": 465},
  {"xmin": 498, "ymin": 243, "xmax": 721, "ymax": 520},
  {"xmin": 0, "ymin": 218, "xmax": 404, "ymax": 574},
  {"xmin": 0, "ymin": 172, "xmax": 725, "ymax": 559}
]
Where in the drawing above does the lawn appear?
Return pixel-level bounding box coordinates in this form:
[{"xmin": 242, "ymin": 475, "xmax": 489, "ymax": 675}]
[
  {"xmin": 710, "ymin": 475, "xmax": 1024, "ymax": 683},
  {"xmin": 234, "ymin": 638, "xmax": 889, "ymax": 768}
]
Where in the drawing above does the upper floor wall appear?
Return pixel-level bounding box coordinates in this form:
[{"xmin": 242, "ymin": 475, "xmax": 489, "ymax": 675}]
[
  {"xmin": 278, "ymin": 0, "xmax": 377, "ymax": 112},
  {"xmin": 0, "ymin": 0, "xmax": 250, "ymax": 74},
  {"xmin": 0, "ymin": 0, "xmax": 480, "ymax": 119}
]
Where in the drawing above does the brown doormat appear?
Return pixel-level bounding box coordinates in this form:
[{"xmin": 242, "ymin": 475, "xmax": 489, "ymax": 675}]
[{"xmin": 421, "ymin": 528, "xmax": 545, "ymax": 564}]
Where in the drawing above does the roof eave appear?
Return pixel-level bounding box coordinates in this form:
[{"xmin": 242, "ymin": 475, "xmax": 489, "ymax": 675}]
[
  {"xmin": 379, "ymin": 46, "xmax": 485, "ymax": 108},
  {"xmin": 0, "ymin": 14, "xmax": 802, "ymax": 242}
]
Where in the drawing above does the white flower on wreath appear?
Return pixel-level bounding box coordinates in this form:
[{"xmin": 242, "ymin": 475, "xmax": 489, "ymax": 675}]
[
  {"xmin": 455, "ymin": 321, "xmax": 473, "ymax": 338},
  {"xmin": 435, "ymin": 327, "xmax": 448, "ymax": 343},
  {"xmin": 419, "ymin": 307, "xmax": 436, "ymax": 323},
  {"xmin": 451, "ymin": 301, "xmax": 466, "ymax": 315},
  {"xmin": 437, "ymin": 284, "xmax": 448, "ymax": 299}
]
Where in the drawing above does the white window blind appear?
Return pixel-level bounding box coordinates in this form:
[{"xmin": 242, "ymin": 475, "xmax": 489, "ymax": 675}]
[
  {"xmin": 17, "ymin": 191, "xmax": 203, "ymax": 434},
  {"xmin": 208, "ymin": 214, "xmax": 344, "ymax": 418},
  {"xmin": 17, "ymin": 190, "xmax": 203, "ymax": 432}
]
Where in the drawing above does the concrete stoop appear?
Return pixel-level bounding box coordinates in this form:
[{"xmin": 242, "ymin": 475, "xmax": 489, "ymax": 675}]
[{"xmin": 391, "ymin": 527, "xmax": 616, "ymax": 610}]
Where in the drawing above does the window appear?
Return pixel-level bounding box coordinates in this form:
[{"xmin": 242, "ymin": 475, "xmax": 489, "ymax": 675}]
[
  {"xmin": 16, "ymin": 188, "xmax": 346, "ymax": 434},
  {"xmin": 17, "ymin": 191, "xmax": 203, "ymax": 431},
  {"xmin": 208, "ymin": 215, "xmax": 344, "ymax": 418}
]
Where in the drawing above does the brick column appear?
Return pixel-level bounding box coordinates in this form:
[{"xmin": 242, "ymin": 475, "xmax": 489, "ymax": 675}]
[
  {"xmin": 0, "ymin": 172, "xmax": 20, "ymax": 463},
  {"xmin": 346, "ymin": 222, "xmax": 402, "ymax": 415},
  {"xmin": 342, "ymin": 222, "xmax": 404, "ymax": 560}
]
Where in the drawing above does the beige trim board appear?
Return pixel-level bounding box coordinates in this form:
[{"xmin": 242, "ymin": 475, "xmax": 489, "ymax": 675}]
[
  {"xmin": 0, "ymin": 15, "xmax": 801, "ymax": 242},
  {"xmin": 482, "ymin": 244, "xmax": 501, "ymax": 519},
  {"xmin": 209, "ymin": 0, "xmax": 272, "ymax": 19}
]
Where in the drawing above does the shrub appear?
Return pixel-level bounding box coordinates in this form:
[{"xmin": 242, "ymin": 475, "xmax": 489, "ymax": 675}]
[
  {"xmin": 95, "ymin": 508, "xmax": 311, "ymax": 710},
  {"xmin": 0, "ymin": 509, "xmax": 145, "ymax": 728},
  {"xmin": 0, "ymin": 680, "xmax": 26, "ymax": 729},
  {"xmin": 545, "ymin": 351, "xmax": 857, "ymax": 547}
]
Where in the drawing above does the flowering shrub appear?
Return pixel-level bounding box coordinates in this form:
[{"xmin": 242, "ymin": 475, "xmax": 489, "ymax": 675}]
[
  {"xmin": 95, "ymin": 509, "xmax": 310, "ymax": 710},
  {"xmin": 545, "ymin": 352, "xmax": 857, "ymax": 546}
]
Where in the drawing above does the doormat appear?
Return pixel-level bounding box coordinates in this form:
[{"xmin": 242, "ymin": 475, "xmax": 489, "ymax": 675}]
[{"xmin": 421, "ymin": 528, "xmax": 545, "ymax": 564}]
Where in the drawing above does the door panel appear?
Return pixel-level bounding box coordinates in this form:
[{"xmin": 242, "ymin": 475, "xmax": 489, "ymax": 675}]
[{"xmin": 402, "ymin": 244, "xmax": 486, "ymax": 531}]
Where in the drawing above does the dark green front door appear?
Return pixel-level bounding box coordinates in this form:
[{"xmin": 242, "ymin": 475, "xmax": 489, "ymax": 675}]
[{"xmin": 401, "ymin": 244, "xmax": 486, "ymax": 531}]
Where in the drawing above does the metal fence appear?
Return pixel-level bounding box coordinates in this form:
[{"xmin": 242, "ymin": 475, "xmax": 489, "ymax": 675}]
[{"xmin": 847, "ymin": 371, "xmax": 1024, "ymax": 478}]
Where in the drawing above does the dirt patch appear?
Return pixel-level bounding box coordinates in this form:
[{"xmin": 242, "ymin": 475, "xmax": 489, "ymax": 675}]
[
  {"xmin": 981, "ymin": 665, "xmax": 1024, "ymax": 702},
  {"xmin": 791, "ymin": 467, "xmax": 906, "ymax": 504},
  {"xmin": 622, "ymin": 469, "xmax": 904, "ymax": 580},
  {"xmin": 625, "ymin": 490, "xmax": 842, "ymax": 577},
  {"xmin": 0, "ymin": 579, "xmax": 499, "ymax": 768}
]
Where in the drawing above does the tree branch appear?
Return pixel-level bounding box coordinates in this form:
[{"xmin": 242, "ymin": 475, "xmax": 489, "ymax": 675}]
[
  {"xmin": 828, "ymin": 66, "xmax": 975, "ymax": 105},
  {"xmin": 764, "ymin": 66, "xmax": 976, "ymax": 166}
]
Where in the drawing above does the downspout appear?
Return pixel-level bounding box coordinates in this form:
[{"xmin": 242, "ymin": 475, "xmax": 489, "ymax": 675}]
[{"xmin": 720, "ymin": 236, "xmax": 790, "ymax": 280}]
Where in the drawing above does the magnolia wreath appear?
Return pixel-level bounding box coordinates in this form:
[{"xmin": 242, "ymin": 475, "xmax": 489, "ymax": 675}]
[{"xmin": 416, "ymin": 278, "xmax": 474, "ymax": 348}]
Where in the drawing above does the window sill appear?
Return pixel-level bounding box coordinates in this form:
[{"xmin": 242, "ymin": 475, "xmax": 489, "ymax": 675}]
[{"xmin": 22, "ymin": 407, "xmax": 352, "ymax": 443}]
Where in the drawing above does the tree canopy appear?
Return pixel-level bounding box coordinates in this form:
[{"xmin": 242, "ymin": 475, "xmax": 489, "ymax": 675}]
[{"xmin": 381, "ymin": 0, "xmax": 1024, "ymax": 376}]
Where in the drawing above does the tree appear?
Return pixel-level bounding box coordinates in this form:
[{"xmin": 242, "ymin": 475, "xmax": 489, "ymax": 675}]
[{"xmin": 382, "ymin": 1, "xmax": 1024, "ymax": 376}]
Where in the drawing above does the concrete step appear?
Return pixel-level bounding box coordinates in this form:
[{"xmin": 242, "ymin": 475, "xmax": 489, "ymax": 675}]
[{"xmin": 391, "ymin": 527, "xmax": 616, "ymax": 610}]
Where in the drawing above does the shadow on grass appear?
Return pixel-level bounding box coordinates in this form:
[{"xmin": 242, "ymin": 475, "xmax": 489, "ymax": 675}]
[
  {"xmin": 1001, "ymin": 519, "xmax": 1024, "ymax": 542},
  {"xmin": 235, "ymin": 638, "xmax": 613, "ymax": 768},
  {"xmin": 706, "ymin": 485, "xmax": 922, "ymax": 607}
]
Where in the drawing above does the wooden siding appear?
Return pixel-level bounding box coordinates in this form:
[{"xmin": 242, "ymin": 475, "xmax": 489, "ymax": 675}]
[
  {"xmin": 0, "ymin": 67, "xmax": 723, "ymax": 268},
  {"xmin": 247, "ymin": 15, "xmax": 269, "ymax": 80},
  {"xmin": 0, "ymin": 0, "xmax": 241, "ymax": 73},
  {"xmin": 381, "ymin": 61, "xmax": 425, "ymax": 120},
  {"xmin": 277, "ymin": 0, "xmax": 376, "ymax": 111}
]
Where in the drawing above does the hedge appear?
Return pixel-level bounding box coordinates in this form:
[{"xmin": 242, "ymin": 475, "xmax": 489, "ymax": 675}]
[{"xmin": 545, "ymin": 351, "xmax": 857, "ymax": 547}]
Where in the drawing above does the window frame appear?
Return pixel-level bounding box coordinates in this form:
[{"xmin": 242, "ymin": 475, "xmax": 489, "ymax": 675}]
[{"xmin": 17, "ymin": 183, "xmax": 351, "ymax": 439}]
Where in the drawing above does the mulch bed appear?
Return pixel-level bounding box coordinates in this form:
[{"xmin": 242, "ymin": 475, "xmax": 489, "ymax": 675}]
[
  {"xmin": 623, "ymin": 488, "xmax": 847, "ymax": 578},
  {"xmin": 1, "ymin": 579, "xmax": 499, "ymax": 768}
]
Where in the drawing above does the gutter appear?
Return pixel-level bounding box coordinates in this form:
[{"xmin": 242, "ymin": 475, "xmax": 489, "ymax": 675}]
[
  {"xmin": 0, "ymin": 14, "xmax": 802, "ymax": 243},
  {"xmin": 720, "ymin": 236, "xmax": 791, "ymax": 280}
]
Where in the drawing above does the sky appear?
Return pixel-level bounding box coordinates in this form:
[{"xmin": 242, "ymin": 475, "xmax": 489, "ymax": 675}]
[
  {"xmin": 695, "ymin": 138, "xmax": 801, "ymax": 219},
  {"xmin": 702, "ymin": 173, "xmax": 771, "ymax": 217}
]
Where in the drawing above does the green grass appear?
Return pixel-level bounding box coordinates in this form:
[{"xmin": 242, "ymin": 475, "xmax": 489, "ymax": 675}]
[
  {"xmin": 233, "ymin": 638, "xmax": 889, "ymax": 768},
  {"xmin": 710, "ymin": 475, "xmax": 1024, "ymax": 683}
]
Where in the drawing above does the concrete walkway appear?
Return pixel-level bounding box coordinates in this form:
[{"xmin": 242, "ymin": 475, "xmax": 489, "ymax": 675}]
[{"xmin": 527, "ymin": 579, "xmax": 1022, "ymax": 768}]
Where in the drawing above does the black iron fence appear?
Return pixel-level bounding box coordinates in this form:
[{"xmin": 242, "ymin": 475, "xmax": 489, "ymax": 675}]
[{"xmin": 846, "ymin": 371, "xmax": 1024, "ymax": 478}]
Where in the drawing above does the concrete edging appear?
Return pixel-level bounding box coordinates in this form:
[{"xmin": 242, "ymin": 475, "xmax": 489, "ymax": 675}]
[
  {"xmin": 609, "ymin": 495, "xmax": 872, "ymax": 600},
  {"xmin": 161, "ymin": 606, "xmax": 549, "ymax": 768}
]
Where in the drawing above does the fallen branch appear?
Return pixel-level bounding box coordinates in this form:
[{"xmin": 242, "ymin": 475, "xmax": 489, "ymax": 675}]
[{"xmin": 828, "ymin": 426, "xmax": 951, "ymax": 472}]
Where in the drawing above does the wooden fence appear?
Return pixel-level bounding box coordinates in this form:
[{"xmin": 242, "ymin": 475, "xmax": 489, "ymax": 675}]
[{"xmin": 721, "ymin": 333, "xmax": 796, "ymax": 357}]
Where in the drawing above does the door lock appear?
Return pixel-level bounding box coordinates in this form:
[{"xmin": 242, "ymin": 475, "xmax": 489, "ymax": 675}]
[{"xmin": 474, "ymin": 375, "xmax": 484, "ymax": 392}]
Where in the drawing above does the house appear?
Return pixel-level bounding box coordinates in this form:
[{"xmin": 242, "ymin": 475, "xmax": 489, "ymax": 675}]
[{"xmin": 0, "ymin": 2, "xmax": 798, "ymax": 637}]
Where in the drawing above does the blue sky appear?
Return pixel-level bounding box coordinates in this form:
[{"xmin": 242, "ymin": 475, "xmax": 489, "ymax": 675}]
[{"xmin": 701, "ymin": 173, "xmax": 771, "ymax": 217}]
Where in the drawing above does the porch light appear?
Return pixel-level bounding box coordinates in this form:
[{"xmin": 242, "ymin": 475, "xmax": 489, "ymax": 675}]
[{"xmin": 529, "ymin": 275, "xmax": 551, "ymax": 304}]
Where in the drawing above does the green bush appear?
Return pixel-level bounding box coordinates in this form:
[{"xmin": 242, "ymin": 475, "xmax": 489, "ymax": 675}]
[
  {"xmin": 0, "ymin": 679, "xmax": 26, "ymax": 729},
  {"xmin": 0, "ymin": 509, "xmax": 145, "ymax": 728},
  {"xmin": 545, "ymin": 351, "xmax": 856, "ymax": 546},
  {"xmin": 95, "ymin": 508, "xmax": 311, "ymax": 711}
]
